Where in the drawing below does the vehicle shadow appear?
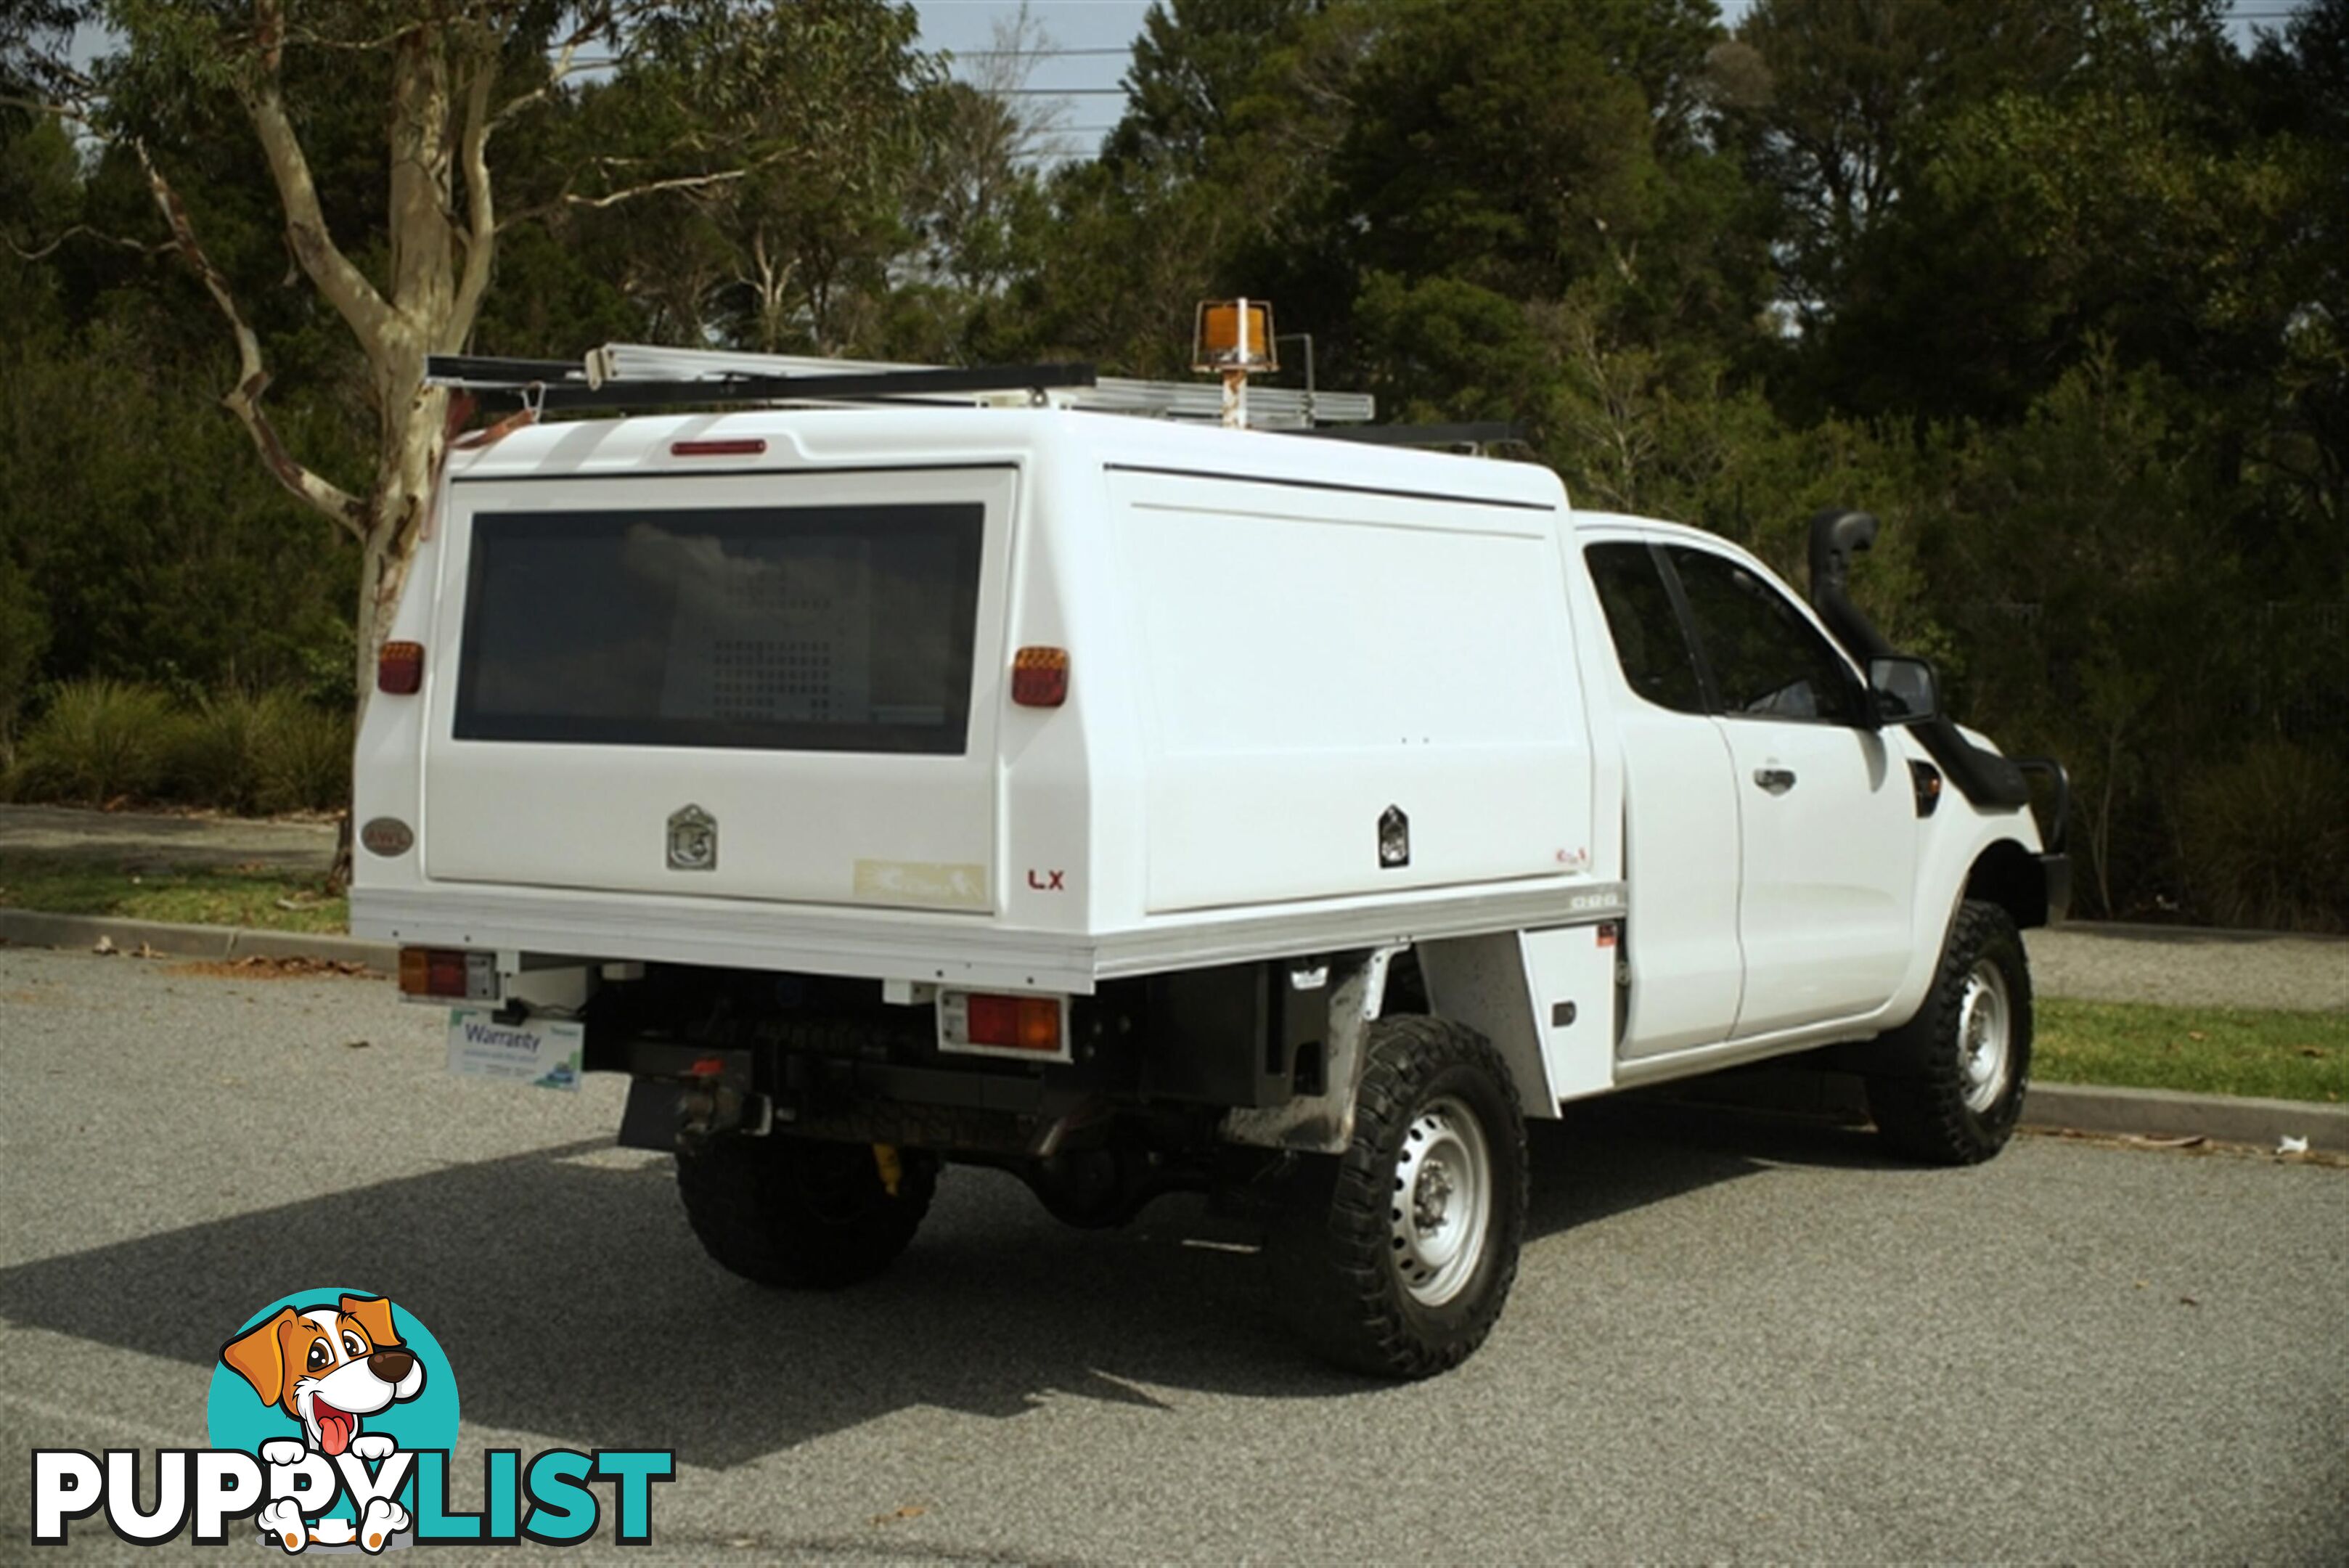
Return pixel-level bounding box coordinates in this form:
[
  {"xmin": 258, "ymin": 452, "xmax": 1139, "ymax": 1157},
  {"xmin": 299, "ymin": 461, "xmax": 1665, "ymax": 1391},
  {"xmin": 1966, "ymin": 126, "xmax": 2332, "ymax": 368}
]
[
  {"xmin": 1532, "ymin": 1091, "xmax": 1893, "ymax": 1235},
  {"xmin": 0, "ymin": 1101, "xmax": 1891, "ymax": 1469}
]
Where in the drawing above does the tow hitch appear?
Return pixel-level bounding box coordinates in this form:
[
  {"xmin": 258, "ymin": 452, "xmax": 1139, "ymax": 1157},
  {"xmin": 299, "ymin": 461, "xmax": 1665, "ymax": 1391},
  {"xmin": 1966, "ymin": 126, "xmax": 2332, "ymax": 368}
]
[{"xmin": 616, "ymin": 1044, "xmax": 770, "ymax": 1149}]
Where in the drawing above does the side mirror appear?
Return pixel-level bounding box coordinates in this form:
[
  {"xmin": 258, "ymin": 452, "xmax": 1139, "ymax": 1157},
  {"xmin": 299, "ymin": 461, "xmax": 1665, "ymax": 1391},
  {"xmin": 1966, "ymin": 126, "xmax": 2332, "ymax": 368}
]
[{"xmin": 1868, "ymin": 656, "xmax": 1940, "ymax": 726}]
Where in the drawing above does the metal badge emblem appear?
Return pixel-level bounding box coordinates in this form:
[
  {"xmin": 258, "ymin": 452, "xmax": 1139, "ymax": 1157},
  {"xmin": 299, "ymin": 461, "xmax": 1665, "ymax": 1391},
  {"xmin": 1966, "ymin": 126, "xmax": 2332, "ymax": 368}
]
[
  {"xmin": 666, "ymin": 804, "xmax": 717, "ymax": 871},
  {"xmin": 358, "ymin": 816, "xmax": 414, "ymax": 857}
]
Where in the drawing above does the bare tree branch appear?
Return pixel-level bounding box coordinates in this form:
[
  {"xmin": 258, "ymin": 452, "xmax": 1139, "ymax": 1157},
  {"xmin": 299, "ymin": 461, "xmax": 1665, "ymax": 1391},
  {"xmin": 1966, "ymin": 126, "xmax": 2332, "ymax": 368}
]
[
  {"xmin": 240, "ymin": 0, "xmax": 395, "ymax": 354},
  {"xmin": 0, "ymin": 87, "xmax": 91, "ymax": 126},
  {"xmin": 497, "ymin": 160, "xmax": 775, "ymax": 230},
  {"xmin": 446, "ymin": 51, "xmax": 497, "ymax": 351},
  {"xmin": 275, "ymin": 17, "xmax": 436, "ymax": 54},
  {"xmin": 564, "ymin": 164, "xmax": 758, "ymax": 207},
  {"xmin": 132, "ymin": 140, "xmax": 368, "ymax": 541},
  {"xmin": 490, "ymin": 1, "xmax": 640, "ymax": 128},
  {"xmin": 2, "ymin": 223, "xmax": 169, "ymax": 262}
]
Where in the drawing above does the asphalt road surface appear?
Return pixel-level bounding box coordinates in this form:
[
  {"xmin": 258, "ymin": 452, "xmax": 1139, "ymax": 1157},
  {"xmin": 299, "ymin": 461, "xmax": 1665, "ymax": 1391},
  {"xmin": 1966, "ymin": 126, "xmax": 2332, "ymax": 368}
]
[
  {"xmin": 2, "ymin": 946, "xmax": 2344, "ymax": 1565},
  {"xmin": 2026, "ymin": 920, "xmax": 2349, "ymax": 1013}
]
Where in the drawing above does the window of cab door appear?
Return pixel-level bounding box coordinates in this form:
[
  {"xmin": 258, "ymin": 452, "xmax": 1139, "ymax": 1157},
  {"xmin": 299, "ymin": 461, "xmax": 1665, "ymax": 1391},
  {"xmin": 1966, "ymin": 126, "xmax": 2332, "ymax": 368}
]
[
  {"xmin": 1582, "ymin": 541, "xmax": 1708, "ymax": 716},
  {"xmin": 1656, "ymin": 544, "xmax": 1868, "ymax": 727}
]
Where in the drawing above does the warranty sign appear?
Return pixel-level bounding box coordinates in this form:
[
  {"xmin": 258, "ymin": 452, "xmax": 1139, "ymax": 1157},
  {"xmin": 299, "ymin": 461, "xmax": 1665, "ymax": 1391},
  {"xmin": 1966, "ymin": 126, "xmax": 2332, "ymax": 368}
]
[{"xmin": 445, "ymin": 1010, "xmax": 584, "ymax": 1091}]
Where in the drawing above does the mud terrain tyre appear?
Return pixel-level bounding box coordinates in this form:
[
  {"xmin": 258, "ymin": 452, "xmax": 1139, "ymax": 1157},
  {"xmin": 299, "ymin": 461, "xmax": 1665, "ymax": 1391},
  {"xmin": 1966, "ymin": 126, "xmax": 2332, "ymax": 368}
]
[
  {"xmin": 676, "ymin": 1135, "xmax": 937, "ymax": 1287},
  {"xmin": 1270, "ymin": 1016, "xmax": 1528, "ymax": 1378},
  {"xmin": 1864, "ymin": 899, "xmax": 2033, "ymax": 1164}
]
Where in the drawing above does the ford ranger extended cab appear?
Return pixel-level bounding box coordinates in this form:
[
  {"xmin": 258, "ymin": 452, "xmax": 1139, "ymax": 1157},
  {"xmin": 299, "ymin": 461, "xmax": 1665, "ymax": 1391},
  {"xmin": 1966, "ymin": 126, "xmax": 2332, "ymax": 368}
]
[{"xmin": 354, "ymin": 343, "xmax": 2067, "ymax": 1377}]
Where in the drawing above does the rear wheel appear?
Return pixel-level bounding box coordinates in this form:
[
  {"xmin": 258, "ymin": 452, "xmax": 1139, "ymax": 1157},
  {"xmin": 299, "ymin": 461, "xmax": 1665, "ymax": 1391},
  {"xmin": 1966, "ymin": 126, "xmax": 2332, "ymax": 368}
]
[
  {"xmin": 676, "ymin": 1135, "xmax": 936, "ymax": 1288},
  {"xmin": 1864, "ymin": 899, "xmax": 2033, "ymax": 1164},
  {"xmin": 1269, "ymin": 1016, "xmax": 1528, "ymax": 1378}
]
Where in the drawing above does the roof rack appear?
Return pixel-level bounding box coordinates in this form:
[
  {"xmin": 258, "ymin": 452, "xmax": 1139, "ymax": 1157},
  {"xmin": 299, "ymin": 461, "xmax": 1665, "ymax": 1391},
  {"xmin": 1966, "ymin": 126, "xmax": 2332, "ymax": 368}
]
[
  {"xmin": 428, "ymin": 353, "xmax": 1098, "ymax": 413},
  {"xmin": 425, "ymin": 343, "xmax": 1375, "ymax": 428}
]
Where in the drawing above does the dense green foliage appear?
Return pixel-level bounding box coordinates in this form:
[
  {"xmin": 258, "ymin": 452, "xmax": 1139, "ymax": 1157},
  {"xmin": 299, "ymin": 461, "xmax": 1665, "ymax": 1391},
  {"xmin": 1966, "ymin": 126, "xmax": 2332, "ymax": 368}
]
[
  {"xmin": 9, "ymin": 678, "xmax": 351, "ymax": 809},
  {"xmin": 1, "ymin": 0, "xmax": 2341, "ymax": 927}
]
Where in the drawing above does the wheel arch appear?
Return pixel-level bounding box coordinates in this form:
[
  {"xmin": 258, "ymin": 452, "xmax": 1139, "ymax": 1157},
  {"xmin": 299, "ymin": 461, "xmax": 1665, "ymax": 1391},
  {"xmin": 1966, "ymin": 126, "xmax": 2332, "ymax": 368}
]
[
  {"xmin": 1966, "ymin": 838, "xmax": 2052, "ymax": 931},
  {"xmin": 1411, "ymin": 934, "xmax": 1566, "ymax": 1120},
  {"xmin": 1222, "ymin": 939, "xmax": 1565, "ymax": 1155}
]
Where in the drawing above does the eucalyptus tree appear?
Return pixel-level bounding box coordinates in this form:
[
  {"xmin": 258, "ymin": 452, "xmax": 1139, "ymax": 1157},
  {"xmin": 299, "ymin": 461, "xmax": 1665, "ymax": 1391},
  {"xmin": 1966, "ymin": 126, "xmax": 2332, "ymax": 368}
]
[{"xmin": 3, "ymin": 0, "xmax": 936, "ymax": 722}]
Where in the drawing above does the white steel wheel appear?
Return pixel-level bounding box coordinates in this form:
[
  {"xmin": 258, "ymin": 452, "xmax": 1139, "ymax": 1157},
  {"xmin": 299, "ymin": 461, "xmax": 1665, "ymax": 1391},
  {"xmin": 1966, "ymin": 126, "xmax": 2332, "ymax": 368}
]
[
  {"xmin": 1863, "ymin": 899, "xmax": 2035, "ymax": 1166},
  {"xmin": 1389, "ymin": 1097, "xmax": 1494, "ymax": 1307},
  {"xmin": 1956, "ymin": 958, "xmax": 2014, "ymax": 1114},
  {"xmin": 1269, "ymin": 1013, "xmax": 1529, "ymax": 1379}
]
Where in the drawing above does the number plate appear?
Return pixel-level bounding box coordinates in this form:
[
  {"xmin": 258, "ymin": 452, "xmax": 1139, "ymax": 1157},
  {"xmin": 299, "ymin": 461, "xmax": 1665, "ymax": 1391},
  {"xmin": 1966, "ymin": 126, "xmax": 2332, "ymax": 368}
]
[{"xmin": 446, "ymin": 1009, "xmax": 584, "ymax": 1091}]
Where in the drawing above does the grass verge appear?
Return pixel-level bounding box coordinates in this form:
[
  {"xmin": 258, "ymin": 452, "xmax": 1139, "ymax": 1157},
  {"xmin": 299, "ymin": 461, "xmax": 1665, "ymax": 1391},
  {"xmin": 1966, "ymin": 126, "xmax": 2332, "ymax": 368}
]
[
  {"xmin": 2035, "ymin": 997, "xmax": 2348, "ymax": 1103},
  {"xmin": 0, "ymin": 854, "xmax": 346, "ymax": 934}
]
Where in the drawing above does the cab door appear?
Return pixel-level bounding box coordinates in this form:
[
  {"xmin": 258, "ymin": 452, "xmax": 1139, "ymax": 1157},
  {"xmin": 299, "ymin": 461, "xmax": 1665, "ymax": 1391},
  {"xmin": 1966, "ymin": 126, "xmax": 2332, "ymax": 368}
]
[
  {"xmin": 1581, "ymin": 540, "xmax": 1745, "ymax": 1058},
  {"xmin": 1660, "ymin": 544, "xmax": 1918, "ymax": 1037}
]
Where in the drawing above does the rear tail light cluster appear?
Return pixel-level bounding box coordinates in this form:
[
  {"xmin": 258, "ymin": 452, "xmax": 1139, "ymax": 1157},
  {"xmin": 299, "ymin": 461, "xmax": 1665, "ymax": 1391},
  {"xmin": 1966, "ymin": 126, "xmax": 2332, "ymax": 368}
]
[
  {"xmin": 938, "ymin": 989, "xmax": 1066, "ymax": 1059},
  {"xmin": 1011, "ymin": 646, "xmax": 1069, "ymax": 708},
  {"xmin": 377, "ymin": 640, "xmax": 425, "ymax": 695},
  {"xmin": 399, "ymin": 947, "xmax": 499, "ymax": 1002}
]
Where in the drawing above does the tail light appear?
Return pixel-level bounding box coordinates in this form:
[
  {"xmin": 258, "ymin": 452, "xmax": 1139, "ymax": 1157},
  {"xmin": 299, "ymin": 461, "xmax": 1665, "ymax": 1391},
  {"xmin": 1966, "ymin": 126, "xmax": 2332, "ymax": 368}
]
[
  {"xmin": 1011, "ymin": 646, "xmax": 1069, "ymax": 708},
  {"xmin": 939, "ymin": 989, "xmax": 1066, "ymax": 1059},
  {"xmin": 398, "ymin": 947, "xmax": 498, "ymax": 1001},
  {"xmin": 377, "ymin": 640, "xmax": 425, "ymax": 695}
]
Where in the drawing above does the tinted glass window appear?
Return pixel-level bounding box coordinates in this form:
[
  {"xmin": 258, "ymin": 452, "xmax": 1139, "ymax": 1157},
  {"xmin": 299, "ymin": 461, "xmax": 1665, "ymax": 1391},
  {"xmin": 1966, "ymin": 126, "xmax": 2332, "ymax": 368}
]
[
  {"xmin": 1584, "ymin": 543, "xmax": 1706, "ymax": 715},
  {"xmin": 455, "ymin": 503, "xmax": 983, "ymax": 753},
  {"xmin": 1666, "ymin": 545, "xmax": 1860, "ymax": 723}
]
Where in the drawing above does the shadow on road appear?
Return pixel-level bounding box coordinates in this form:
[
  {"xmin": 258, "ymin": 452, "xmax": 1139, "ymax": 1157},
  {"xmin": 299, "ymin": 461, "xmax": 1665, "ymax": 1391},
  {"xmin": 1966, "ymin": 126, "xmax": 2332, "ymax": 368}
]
[
  {"xmin": 1538, "ymin": 1095, "xmax": 1890, "ymax": 1233},
  {"xmin": 0, "ymin": 1101, "xmax": 1883, "ymax": 1468}
]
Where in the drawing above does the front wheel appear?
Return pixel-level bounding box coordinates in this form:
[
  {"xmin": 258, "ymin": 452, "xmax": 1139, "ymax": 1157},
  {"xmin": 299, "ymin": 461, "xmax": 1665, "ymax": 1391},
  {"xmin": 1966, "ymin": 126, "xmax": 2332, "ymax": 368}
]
[
  {"xmin": 675, "ymin": 1135, "xmax": 937, "ymax": 1288},
  {"xmin": 1269, "ymin": 1016, "xmax": 1528, "ymax": 1378},
  {"xmin": 1864, "ymin": 899, "xmax": 2034, "ymax": 1164}
]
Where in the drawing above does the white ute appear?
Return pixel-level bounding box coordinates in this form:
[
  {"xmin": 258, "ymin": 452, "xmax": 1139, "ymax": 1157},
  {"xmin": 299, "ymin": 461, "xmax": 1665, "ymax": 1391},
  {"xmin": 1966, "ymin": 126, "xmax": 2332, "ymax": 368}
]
[{"xmin": 354, "ymin": 340, "xmax": 2069, "ymax": 1376}]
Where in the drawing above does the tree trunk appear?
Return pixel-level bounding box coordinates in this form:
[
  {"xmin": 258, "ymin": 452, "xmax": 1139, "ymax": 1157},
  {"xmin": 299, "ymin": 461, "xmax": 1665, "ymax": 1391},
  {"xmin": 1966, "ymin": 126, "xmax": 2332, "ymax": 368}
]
[
  {"xmin": 280, "ymin": 17, "xmax": 489, "ymax": 886},
  {"xmin": 353, "ymin": 386, "xmax": 453, "ymax": 720}
]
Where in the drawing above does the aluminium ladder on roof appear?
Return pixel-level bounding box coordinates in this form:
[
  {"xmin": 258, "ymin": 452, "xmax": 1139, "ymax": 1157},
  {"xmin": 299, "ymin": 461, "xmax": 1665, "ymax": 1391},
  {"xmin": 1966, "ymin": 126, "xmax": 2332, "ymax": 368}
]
[
  {"xmin": 587, "ymin": 343, "xmax": 1378, "ymax": 427},
  {"xmin": 425, "ymin": 342, "xmax": 1376, "ymax": 429}
]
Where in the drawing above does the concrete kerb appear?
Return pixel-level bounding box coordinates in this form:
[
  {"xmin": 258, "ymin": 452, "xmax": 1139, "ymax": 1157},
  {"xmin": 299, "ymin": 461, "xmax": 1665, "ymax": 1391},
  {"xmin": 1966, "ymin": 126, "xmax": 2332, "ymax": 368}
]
[
  {"xmin": 2, "ymin": 905, "xmax": 2341, "ymax": 1153},
  {"xmin": 1593, "ymin": 1061, "xmax": 2349, "ymax": 1158},
  {"xmin": 2022, "ymin": 1082, "xmax": 2349, "ymax": 1155},
  {"xmin": 0, "ymin": 907, "xmax": 395, "ymax": 970}
]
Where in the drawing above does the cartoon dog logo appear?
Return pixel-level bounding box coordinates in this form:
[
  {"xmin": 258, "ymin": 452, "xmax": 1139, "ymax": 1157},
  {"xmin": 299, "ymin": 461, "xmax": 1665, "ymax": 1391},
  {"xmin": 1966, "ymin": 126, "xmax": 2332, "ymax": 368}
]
[{"xmin": 220, "ymin": 1294, "xmax": 424, "ymax": 1551}]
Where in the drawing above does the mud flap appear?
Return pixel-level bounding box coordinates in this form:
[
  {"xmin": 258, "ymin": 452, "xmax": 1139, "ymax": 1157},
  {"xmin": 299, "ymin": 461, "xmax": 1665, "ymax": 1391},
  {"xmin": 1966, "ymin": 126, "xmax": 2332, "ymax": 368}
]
[{"xmin": 1218, "ymin": 954, "xmax": 1387, "ymax": 1155}]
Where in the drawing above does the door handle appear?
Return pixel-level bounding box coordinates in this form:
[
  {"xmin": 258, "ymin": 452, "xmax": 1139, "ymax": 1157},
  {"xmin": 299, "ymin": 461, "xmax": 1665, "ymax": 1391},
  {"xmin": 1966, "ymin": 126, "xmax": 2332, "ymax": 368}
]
[{"xmin": 1753, "ymin": 767, "xmax": 1797, "ymax": 794}]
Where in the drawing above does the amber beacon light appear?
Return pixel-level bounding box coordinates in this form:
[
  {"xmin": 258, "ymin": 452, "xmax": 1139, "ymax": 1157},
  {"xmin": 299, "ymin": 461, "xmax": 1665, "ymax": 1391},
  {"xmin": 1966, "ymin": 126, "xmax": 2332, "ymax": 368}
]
[{"xmin": 1193, "ymin": 298, "xmax": 1278, "ymax": 429}]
